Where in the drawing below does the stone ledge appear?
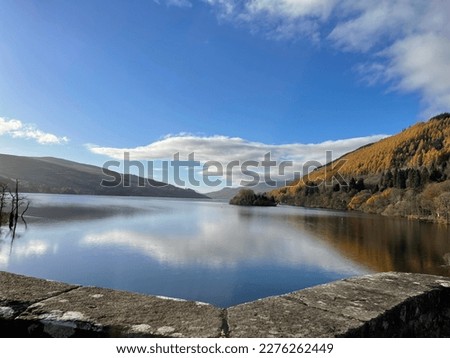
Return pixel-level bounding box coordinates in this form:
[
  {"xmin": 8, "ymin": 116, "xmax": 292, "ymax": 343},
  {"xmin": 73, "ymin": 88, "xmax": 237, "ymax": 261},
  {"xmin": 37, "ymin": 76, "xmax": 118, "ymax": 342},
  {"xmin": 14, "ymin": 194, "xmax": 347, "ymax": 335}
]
[
  {"xmin": 227, "ymin": 272, "xmax": 450, "ymax": 337},
  {"xmin": 0, "ymin": 271, "xmax": 78, "ymax": 320},
  {"xmin": 1, "ymin": 271, "xmax": 450, "ymax": 337}
]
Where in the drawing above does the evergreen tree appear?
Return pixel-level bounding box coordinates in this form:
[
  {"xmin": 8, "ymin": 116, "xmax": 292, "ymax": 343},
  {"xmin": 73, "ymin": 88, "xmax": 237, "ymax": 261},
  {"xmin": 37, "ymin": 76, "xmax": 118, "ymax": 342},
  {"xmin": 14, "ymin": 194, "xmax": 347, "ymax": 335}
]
[
  {"xmin": 397, "ymin": 170, "xmax": 407, "ymax": 189},
  {"xmin": 356, "ymin": 178, "xmax": 365, "ymax": 191},
  {"xmin": 349, "ymin": 178, "xmax": 357, "ymax": 191},
  {"xmin": 385, "ymin": 171, "xmax": 394, "ymax": 188}
]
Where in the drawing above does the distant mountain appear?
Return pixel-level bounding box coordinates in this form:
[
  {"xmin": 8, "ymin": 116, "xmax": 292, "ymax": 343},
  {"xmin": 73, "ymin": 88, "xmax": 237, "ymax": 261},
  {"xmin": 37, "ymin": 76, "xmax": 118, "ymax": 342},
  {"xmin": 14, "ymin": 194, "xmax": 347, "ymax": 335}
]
[
  {"xmin": 206, "ymin": 187, "xmax": 240, "ymax": 200},
  {"xmin": 206, "ymin": 182, "xmax": 284, "ymax": 200},
  {"xmin": 0, "ymin": 154, "xmax": 207, "ymax": 199},
  {"xmin": 272, "ymin": 113, "xmax": 450, "ymax": 223}
]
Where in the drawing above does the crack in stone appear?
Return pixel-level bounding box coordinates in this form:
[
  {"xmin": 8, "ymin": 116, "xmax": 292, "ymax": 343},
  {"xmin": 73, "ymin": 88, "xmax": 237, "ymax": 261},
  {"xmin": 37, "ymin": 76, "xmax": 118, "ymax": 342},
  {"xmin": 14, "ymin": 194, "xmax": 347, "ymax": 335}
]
[
  {"xmin": 16, "ymin": 286, "xmax": 81, "ymax": 318},
  {"xmin": 221, "ymin": 309, "xmax": 230, "ymax": 337},
  {"xmin": 1, "ymin": 286, "xmax": 82, "ymax": 321}
]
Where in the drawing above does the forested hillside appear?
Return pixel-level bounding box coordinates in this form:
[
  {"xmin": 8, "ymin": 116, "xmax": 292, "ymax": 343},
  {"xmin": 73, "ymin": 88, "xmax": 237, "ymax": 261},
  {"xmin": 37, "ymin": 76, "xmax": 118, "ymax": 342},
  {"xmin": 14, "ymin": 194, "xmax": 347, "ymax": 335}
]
[{"xmin": 272, "ymin": 114, "xmax": 450, "ymax": 223}]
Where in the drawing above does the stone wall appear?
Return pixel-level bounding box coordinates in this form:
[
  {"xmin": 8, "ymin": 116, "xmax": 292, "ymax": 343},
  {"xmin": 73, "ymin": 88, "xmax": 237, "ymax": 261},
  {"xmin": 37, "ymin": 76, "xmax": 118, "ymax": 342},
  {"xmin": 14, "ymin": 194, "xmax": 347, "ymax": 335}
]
[{"xmin": 1, "ymin": 271, "xmax": 450, "ymax": 337}]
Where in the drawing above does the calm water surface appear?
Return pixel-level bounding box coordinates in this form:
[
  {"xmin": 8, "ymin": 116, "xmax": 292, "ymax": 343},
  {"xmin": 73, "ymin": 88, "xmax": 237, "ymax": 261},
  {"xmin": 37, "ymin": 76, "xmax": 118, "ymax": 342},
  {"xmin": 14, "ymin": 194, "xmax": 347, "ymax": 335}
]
[{"xmin": 1, "ymin": 194, "xmax": 449, "ymax": 307}]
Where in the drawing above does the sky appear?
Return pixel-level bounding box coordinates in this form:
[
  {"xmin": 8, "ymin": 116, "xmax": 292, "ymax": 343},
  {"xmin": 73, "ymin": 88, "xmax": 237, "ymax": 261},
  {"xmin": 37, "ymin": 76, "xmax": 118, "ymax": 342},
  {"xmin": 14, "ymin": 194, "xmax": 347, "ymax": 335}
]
[{"xmin": 1, "ymin": 0, "xmax": 449, "ymax": 191}]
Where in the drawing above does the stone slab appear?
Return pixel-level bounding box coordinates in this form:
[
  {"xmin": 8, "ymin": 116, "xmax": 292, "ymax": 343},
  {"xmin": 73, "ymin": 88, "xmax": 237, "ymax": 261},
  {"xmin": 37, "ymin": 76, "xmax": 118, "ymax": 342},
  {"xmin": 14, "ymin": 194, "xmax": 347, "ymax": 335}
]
[
  {"xmin": 17, "ymin": 286, "xmax": 224, "ymax": 338},
  {"xmin": 228, "ymin": 273, "xmax": 450, "ymax": 338},
  {"xmin": 227, "ymin": 296, "xmax": 363, "ymax": 338},
  {"xmin": 342, "ymin": 272, "xmax": 450, "ymax": 297},
  {"xmin": 287, "ymin": 272, "xmax": 450, "ymax": 322},
  {"xmin": 0, "ymin": 271, "xmax": 78, "ymax": 319}
]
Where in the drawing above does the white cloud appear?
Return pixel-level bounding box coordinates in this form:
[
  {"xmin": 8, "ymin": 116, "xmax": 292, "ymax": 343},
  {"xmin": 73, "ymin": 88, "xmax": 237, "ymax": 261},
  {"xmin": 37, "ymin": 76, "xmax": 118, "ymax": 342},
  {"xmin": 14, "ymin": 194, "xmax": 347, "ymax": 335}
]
[
  {"xmin": 205, "ymin": 0, "xmax": 334, "ymax": 40},
  {"xmin": 383, "ymin": 33, "xmax": 450, "ymax": 115},
  {"xmin": 246, "ymin": 0, "xmax": 337, "ymax": 20},
  {"xmin": 202, "ymin": 0, "xmax": 450, "ymax": 114},
  {"xmin": 88, "ymin": 133, "xmax": 386, "ymax": 186},
  {"xmin": 328, "ymin": 1, "xmax": 422, "ymax": 52},
  {"xmin": 88, "ymin": 133, "xmax": 386, "ymax": 163},
  {"xmin": 0, "ymin": 117, "xmax": 69, "ymax": 144},
  {"xmin": 0, "ymin": 118, "xmax": 22, "ymax": 134}
]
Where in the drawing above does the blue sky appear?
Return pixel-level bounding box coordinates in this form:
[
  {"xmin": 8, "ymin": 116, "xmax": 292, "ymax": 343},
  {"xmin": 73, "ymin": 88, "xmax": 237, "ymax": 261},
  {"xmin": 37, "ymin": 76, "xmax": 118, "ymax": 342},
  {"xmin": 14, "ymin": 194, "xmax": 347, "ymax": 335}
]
[{"xmin": 1, "ymin": 0, "xmax": 449, "ymax": 190}]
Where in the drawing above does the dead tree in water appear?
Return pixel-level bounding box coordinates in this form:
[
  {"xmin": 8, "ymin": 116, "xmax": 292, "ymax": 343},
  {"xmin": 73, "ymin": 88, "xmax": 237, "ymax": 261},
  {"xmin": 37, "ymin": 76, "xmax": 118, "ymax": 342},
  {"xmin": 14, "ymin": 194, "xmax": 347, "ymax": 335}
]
[
  {"xmin": 0, "ymin": 183, "xmax": 8, "ymax": 227},
  {"xmin": 0, "ymin": 180, "xmax": 30, "ymax": 236},
  {"xmin": 9, "ymin": 179, "xmax": 29, "ymax": 234}
]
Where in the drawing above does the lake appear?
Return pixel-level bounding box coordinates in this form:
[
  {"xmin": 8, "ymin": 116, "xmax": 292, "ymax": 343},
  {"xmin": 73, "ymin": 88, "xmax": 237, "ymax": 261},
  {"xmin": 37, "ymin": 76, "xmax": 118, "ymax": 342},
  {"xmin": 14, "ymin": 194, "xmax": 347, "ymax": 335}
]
[{"xmin": 1, "ymin": 194, "xmax": 449, "ymax": 307}]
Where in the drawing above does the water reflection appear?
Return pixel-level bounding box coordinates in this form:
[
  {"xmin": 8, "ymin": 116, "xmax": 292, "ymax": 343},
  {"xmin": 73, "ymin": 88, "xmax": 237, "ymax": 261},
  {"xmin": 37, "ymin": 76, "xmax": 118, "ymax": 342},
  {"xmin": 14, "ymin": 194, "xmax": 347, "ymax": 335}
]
[
  {"xmin": 283, "ymin": 210, "xmax": 450, "ymax": 277},
  {"xmin": 2, "ymin": 194, "xmax": 450, "ymax": 307},
  {"xmin": 0, "ymin": 223, "xmax": 50, "ymax": 270},
  {"xmin": 81, "ymin": 217, "xmax": 364, "ymax": 273}
]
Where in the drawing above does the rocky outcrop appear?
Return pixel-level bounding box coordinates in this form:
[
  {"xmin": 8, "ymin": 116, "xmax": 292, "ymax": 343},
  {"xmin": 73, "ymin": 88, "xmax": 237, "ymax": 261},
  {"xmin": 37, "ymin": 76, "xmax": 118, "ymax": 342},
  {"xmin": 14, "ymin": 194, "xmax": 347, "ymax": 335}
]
[{"xmin": 1, "ymin": 271, "xmax": 450, "ymax": 337}]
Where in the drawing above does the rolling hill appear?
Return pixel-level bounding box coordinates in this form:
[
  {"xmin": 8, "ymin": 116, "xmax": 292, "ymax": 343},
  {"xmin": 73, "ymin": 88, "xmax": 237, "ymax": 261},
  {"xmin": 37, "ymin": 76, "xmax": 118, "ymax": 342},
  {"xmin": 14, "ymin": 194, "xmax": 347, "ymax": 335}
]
[
  {"xmin": 271, "ymin": 113, "xmax": 450, "ymax": 223},
  {"xmin": 0, "ymin": 154, "xmax": 207, "ymax": 199}
]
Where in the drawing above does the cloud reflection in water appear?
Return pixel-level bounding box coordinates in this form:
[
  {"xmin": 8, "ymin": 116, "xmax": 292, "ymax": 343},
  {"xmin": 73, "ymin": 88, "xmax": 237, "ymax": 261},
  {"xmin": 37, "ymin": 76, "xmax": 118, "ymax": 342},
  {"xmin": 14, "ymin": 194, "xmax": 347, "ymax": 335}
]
[{"xmin": 81, "ymin": 217, "xmax": 365, "ymax": 274}]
